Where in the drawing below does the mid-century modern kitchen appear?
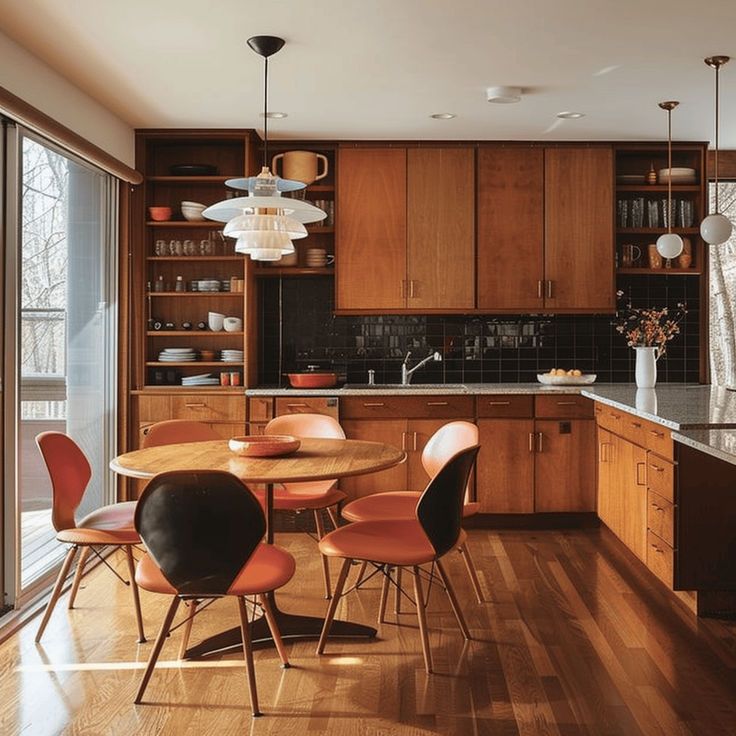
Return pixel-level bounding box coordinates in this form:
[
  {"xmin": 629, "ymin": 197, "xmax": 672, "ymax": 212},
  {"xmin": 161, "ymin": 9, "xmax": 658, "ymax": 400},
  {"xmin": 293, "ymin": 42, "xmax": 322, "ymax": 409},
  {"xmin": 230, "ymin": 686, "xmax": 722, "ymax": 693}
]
[{"xmin": 1, "ymin": 3, "xmax": 736, "ymax": 735}]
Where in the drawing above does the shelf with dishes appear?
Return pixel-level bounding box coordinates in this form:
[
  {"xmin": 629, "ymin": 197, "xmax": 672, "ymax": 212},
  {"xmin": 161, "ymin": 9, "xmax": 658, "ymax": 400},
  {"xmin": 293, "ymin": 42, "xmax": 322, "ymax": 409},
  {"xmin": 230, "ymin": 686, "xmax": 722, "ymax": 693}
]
[
  {"xmin": 616, "ymin": 267, "xmax": 701, "ymax": 276},
  {"xmin": 254, "ymin": 267, "xmax": 334, "ymax": 278},
  {"xmin": 147, "ymin": 291, "xmax": 244, "ymax": 298},
  {"xmin": 146, "ymin": 361, "xmax": 244, "ymax": 367},
  {"xmin": 146, "ymin": 330, "xmax": 244, "ymax": 337},
  {"xmin": 616, "ymin": 184, "xmax": 700, "ymax": 193},
  {"xmin": 147, "ymin": 256, "xmax": 243, "ymax": 262}
]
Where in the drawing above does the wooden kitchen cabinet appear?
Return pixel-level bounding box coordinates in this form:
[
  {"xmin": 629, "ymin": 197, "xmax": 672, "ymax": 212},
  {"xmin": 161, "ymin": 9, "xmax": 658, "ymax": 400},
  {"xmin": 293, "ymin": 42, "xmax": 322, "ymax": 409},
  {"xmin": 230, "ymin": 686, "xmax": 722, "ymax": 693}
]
[
  {"xmin": 336, "ymin": 148, "xmax": 407, "ymax": 310},
  {"xmin": 407, "ymin": 148, "xmax": 475, "ymax": 310},
  {"xmin": 477, "ymin": 419, "xmax": 536, "ymax": 513},
  {"xmin": 534, "ymin": 419, "xmax": 596, "ymax": 512},
  {"xmin": 597, "ymin": 428, "xmax": 615, "ymax": 529},
  {"xmin": 544, "ymin": 147, "xmax": 615, "ymax": 311},
  {"xmin": 477, "ymin": 147, "xmax": 544, "ymax": 310}
]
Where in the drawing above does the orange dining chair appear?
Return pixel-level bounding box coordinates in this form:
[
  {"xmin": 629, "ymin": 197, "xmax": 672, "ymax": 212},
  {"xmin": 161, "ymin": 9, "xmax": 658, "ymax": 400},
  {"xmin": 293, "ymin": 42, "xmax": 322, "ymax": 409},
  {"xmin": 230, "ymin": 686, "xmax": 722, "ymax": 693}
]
[
  {"xmin": 341, "ymin": 421, "xmax": 484, "ymax": 603},
  {"xmin": 133, "ymin": 470, "xmax": 295, "ymax": 717},
  {"xmin": 34, "ymin": 432, "xmax": 145, "ymax": 643},
  {"xmin": 317, "ymin": 445, "xmax": 480, "ymax": 674},
  {"xmin": 141, "ymin": 419, "xmax": 221, "ymax": 448},
  {"xmin": 258, "ymin": 413, "xmax": 347, "ymax": 599}
]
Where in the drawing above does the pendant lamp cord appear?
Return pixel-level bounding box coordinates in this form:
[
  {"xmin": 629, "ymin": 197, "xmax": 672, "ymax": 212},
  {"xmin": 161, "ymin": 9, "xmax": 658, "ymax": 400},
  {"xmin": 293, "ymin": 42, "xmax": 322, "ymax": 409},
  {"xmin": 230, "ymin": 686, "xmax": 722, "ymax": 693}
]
[
  {"xmin": 715, "ymin": 61, "xmax": 720, "ymax": 212},
  {"xmin": 667, "ymin": 108, "xmax": 672, "ymax": 233},
  {"xmin": 263, "ymin": 56, "xmax": 269, "ymax": 169}
]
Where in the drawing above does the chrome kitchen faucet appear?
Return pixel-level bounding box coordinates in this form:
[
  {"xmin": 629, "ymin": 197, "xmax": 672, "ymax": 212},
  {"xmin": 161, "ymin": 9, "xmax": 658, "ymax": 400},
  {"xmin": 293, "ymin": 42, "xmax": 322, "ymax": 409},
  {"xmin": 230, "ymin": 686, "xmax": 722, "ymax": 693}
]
[{"xmin": 401, "ymin": 351, "xmax": 442, "ymax": 385}]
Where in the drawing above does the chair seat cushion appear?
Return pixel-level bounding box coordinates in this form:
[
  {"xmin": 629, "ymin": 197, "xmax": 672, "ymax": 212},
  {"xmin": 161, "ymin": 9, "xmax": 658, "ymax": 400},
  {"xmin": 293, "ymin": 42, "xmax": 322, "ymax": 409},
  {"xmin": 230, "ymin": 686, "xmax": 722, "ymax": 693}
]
[
  {"xmin": 319, "ymin": 519, "xmax": 466, "ymax": 566},
  {"xmin": 56, "ymin": 501, "xmax": 140, "ymax": 545},
  {"xmin": 252, "ymin": 483, "xmax": 347, "ymax": 511},
  {"xmin": 342, "ymin": 492, "xmax": 479, "ymax": 522},
  {"xmin": 135, "ymin": 543, "xmax": 296, "ymax": 596}
]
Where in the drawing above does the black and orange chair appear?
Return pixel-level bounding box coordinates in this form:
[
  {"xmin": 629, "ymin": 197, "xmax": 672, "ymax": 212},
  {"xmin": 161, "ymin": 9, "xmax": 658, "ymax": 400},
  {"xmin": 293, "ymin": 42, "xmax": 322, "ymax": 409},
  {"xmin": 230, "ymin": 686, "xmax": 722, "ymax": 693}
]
[
  {"xmin": 257, "ymin": 413, "xmax": 347, "ymax": 598},
  {"xmin": 141, "ymin": 419, "xmax": 221, "ymax": 448},
  {"xmin": 133, "ymin": 470, "xmax": 295, "ymax": 717},
  {"xmin": 34, "ymin": 432, "xmax": 145, "ymax": 643},
  {"xmin": 317, "ymin": 445, "xmax": 480, "ymax": 674},
  {"xmin": 341, "ymin": 421, "xmax": 484, "ymax": 603}
]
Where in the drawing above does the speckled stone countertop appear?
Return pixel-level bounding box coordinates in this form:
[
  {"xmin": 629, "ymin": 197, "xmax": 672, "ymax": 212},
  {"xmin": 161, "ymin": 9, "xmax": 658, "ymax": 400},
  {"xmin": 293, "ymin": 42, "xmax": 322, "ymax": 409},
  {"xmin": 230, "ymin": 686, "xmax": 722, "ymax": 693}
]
[{"xmin": 671, "ymin": 428, "xmax": 736, "ymax": 465}]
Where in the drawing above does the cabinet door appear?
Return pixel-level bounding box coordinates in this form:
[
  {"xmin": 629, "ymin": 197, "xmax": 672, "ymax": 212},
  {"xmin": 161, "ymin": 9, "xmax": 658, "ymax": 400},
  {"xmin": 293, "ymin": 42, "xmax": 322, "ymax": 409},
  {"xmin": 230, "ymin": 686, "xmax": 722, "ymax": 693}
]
[
  {"xmin": 597, "ymin": 427, "xmax": 615, "ymax": 529},
  {"xmin": 336, "ymin": 148, "xmax": 407, "ymax": 310},
  {"xmin": 544, "ymin": 147, "xmax": 614, "ymax": 310},
  {"xmin": 534, "ymin": 419, "xmax": 596, "ymax": 512},
  {"xmin": 407, "ymin": 148, "xmax": 475, "ymax": 310},
  {"xmin": 477, "ymin": 147, "xmax": 544, "ymax": 310},
  {"xmin": 615, "ymin": 436, "xmax": 648, "ymax": 561},
  {"xmin": 476, "ymin": 419, "xmax": 535, "ymax": 513},
  {"xmin": 340, "ymin": 419, "xmax": 408, "ymax": 498}
]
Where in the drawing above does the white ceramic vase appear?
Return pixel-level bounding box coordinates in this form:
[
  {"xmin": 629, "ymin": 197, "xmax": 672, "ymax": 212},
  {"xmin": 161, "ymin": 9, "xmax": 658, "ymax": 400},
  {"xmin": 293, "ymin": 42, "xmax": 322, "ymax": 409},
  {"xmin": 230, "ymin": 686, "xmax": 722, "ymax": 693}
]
[{"xmin": 635, "ymin": 347, "xmax": 659, "ymax": 389}]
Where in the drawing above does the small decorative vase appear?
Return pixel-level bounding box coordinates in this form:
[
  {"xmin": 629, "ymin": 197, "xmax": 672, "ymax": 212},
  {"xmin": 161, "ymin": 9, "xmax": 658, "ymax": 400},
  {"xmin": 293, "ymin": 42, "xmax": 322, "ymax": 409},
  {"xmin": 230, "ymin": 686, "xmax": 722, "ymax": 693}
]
[{"xmin": 635, "ymin": 347, "xmax": 659, "ymax": 388}]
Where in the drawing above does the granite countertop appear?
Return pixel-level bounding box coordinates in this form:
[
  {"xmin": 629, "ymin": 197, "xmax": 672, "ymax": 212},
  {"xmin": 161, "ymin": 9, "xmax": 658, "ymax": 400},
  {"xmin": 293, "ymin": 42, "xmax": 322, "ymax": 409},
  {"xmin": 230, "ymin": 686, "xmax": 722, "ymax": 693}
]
[{"xmin": 671, "ymin": 428, "xmax": 736, "ymax": 465}]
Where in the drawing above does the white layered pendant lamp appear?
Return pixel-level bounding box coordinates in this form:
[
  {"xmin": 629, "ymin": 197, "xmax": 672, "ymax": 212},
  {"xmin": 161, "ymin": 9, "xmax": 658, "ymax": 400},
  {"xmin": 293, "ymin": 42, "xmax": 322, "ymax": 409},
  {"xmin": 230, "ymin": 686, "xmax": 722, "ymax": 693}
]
[
  {"xmin": 700, "ymin": 55, "xmax": 733, "ymax": 246},
  {"xmin": 203, "ymin": 35, "xmax": 326, "ymax": 261},
  {"xmin": 656, "ymin": 101, "xmax": 684, "ymax": 261}
]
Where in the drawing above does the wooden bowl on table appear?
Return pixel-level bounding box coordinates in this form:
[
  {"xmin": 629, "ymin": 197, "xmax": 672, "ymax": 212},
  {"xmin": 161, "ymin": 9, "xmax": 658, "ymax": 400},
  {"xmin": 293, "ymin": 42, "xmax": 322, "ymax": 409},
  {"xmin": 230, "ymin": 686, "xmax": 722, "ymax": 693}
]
[{"xmin": 228, "ymin": 435, "xmax": 301, "ymax": 458}]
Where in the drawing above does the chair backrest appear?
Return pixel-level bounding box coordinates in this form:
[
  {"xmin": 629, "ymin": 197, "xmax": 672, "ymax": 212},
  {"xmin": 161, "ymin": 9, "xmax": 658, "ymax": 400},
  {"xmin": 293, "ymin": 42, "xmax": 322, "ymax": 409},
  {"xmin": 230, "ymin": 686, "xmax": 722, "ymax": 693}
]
[
  {"xmin": 135, "ymin": 470, "xmax": 266, "ymax": 597},
  {"xmin": 142, "ymin": 420, "xmax": 221, "ymax": 449},
  {"xmin": 422, "ymin": 421, "xmax": 478, "ymax": 503},
  {"xmin": 35, "ymin": 432, "xmax": 91, "ymax": 532},
  {"xmin": 265, "ymin": 412, "xmax": 345, "ymax": 440},
  {"xmin": 416, "ymin": 445, "xmax": 480, "ymax": 558}
]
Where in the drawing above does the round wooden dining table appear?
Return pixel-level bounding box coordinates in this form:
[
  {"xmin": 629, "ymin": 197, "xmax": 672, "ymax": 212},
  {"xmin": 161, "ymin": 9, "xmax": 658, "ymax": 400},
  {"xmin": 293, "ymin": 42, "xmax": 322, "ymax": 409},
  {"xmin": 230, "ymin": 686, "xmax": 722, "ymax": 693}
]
[{"xmin": 110, "ymin": 437, "xmax": 406, "ymax": 658}]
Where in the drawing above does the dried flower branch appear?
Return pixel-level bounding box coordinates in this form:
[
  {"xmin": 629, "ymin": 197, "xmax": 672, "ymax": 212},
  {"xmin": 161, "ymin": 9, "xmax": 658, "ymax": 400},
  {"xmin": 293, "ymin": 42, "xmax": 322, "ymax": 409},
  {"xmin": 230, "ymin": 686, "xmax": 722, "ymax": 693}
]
[{"xmin": 613, "ymin": 290, "xmax": 687, "ymax": 357}]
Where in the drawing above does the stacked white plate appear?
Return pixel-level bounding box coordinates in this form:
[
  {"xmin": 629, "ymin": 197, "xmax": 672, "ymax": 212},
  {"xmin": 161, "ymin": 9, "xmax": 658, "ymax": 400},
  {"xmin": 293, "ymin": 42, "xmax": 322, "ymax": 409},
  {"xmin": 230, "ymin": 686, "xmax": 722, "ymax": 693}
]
[
  {"xmin": 194, "ymin": 279, "xmax": 221, "ymax": 292},
  {"xmin": 658, "ymin": 167, "xmax": 696, "ymax": 184},
  {"xmin": 181, "ymin": 373, "xmax": 220, "ymax": 386},
  {"xmin": 158, "ymin": 347, "xmax": 196, "ymax": 362},
  {"xmin": 221, "ymin": 349, "xmax": 244, "ymax": 363}
]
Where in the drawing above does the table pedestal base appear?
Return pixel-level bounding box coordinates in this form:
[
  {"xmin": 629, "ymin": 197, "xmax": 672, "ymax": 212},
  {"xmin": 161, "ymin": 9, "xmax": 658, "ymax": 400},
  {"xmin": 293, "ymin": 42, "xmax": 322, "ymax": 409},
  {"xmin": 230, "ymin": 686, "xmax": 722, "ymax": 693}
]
[{"xmin": 184, "ymin": 594, "xmax": 377, "ymax": 658}]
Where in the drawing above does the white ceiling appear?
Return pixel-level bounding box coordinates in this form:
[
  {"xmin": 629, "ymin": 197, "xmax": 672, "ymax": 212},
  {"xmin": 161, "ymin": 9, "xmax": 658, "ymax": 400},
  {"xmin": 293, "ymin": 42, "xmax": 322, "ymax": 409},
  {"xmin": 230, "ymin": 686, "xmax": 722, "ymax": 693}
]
[{"xmin": 1, "ymin": 0, "xmax": 736, "ymax": 145}]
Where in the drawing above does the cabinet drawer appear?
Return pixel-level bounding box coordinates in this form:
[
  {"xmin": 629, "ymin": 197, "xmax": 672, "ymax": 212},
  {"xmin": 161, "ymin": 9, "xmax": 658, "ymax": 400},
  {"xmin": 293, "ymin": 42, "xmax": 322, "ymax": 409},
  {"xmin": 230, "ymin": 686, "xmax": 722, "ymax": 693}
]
[
  {"xmin": 595, "ymin": 403, "xmax": 624, "ymax": 434},
  {"xmin": 137, "ymin": 395, "xmax": 173, "ymax": 423},
  {"xmin": 647, "ymin": 490, "xmax": 675, "ymax": 547},
  {"xmin": 618, "ymin": 414, "xmax": 648, "ymax": 447},
  {"xmin": 476, "ymin": 394, "xmax": 533, "ymax": 418},
  {"xmin": 644, "ymin": 422, "xmax": 674, "ymax": 461},
  {"xmin": 535, "ymin": 395, "xmax": 593, "ymax": 418},
  {"xmin": 340, "ymin": 395, "xmax": 473, "ymax": 419},
  {"xmin": 647, "ymin": 530, "xmax": 674, "ymax": 588},
  {"xmin": 248, "ymin": 397, "xmax": 274, "ymax": 422},
  {"xmin": 647, "ymin": 454, "xmax": 675, "ymax": 503},
  {"xmin": 170, "ymin": 395, "xmax": 245, "ymax": 422},
  {"xmin": 275, "ymin": 396, "xmax": 339, "ymax": 419}
]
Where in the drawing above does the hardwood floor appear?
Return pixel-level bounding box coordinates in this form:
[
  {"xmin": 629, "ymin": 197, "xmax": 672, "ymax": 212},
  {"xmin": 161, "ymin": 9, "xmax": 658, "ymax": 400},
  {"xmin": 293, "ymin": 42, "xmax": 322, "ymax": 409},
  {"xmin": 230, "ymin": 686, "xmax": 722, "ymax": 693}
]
[{"xmin": 1, "ymin": 528, "xmax": 736, "ymax": 735}]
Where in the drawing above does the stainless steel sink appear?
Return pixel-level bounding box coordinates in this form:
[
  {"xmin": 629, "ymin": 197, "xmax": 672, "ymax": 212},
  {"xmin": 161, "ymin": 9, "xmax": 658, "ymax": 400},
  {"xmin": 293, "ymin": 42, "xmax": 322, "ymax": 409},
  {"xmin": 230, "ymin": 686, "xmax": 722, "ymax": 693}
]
[{"xmin": 342, "ymin": 383, "xmax": 467, "ymax": 390}]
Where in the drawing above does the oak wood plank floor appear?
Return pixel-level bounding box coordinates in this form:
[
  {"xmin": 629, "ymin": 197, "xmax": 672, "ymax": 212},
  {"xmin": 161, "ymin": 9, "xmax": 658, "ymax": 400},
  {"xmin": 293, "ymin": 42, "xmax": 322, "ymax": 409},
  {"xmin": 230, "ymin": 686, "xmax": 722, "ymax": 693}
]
[{"xmin": 1, "ymin": 528, "xmax": 736, "ymax": 735}]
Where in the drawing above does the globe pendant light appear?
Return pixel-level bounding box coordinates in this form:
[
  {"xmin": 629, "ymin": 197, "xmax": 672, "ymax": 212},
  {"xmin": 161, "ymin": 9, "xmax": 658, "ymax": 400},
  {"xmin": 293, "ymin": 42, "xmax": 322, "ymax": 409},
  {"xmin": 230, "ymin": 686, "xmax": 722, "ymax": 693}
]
[
  {"xmin": 656, "ymin": 101, "xmax": 684, "ymax": 261},
  {"xmin": 700, "ymin": 55, "xmax": 733, "ymax": 246},
  {"xmin": 202, "ymin": 35, "xmax": 326, "ymax": 260}
]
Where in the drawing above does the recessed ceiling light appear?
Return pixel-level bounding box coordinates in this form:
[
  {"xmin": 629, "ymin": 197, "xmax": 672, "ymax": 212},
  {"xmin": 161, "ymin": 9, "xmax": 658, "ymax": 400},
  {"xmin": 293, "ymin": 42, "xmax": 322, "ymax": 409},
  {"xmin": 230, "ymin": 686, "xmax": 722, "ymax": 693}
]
[
  {"xmin": 557, "ymin": 111, "xmax": 585, "ymax": 119},
  {"xmin": 430, "ymin": 113, "xmax": 456, "ymax": 119},
  {"xmin": 261, "ymin": 111, "xmax": 288, "ymax": 119},
  {"xmin": 487, "ymin": 86, "xmax": 522, "ymax": 104}
]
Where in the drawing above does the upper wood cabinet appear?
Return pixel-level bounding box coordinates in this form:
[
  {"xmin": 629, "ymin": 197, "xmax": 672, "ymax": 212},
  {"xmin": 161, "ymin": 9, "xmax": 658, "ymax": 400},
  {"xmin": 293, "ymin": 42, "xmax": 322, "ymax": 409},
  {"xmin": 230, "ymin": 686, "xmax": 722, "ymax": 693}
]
[
  {"xmin": 407, "ymin": 148, "xmax": 475, "ymax": 310},
  {"xmin": 336, "ymin": 148, "xmax": 407, "ymax": 311},
  {"xmin": 477, "ymin": 147, "xmax": 544, "ymax": 310},
  {"xmin": 544, "ymin": 147, "xmax": 615, "ymax": 310}
]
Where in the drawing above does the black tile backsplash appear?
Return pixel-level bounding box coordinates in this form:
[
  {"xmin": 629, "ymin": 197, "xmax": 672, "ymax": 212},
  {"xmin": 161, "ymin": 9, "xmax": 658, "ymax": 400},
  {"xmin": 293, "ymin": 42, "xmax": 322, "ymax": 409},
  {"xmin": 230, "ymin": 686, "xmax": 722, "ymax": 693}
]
[{"xmin": 259, "ymin": 276, "xmax": 701, "ymax": 385}]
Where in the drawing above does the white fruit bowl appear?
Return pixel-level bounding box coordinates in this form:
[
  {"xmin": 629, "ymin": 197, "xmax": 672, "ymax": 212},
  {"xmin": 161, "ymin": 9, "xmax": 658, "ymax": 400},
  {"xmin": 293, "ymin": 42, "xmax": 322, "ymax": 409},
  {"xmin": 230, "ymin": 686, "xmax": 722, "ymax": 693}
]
[{"xmin": 537, "ymin": 373, "xmax": 597, "ymax": 386}]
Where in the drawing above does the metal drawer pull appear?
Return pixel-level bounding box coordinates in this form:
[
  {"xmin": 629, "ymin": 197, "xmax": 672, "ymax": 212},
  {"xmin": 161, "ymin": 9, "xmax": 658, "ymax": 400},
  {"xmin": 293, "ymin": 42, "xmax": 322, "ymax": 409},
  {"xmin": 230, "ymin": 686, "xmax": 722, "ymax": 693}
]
[
  {"xmin": 363, "ymin": 402, "xmax": 386, "ymax": 407},
  {"xmin": 409, "ymin": 280, "xmax": 416, "ymax": 298},
  {"xmin": 536, "ymin": 432, "xmax": 544, "ymax": 453},
  {"xmin": 185, "ymin": 403, "xmax": 206, "ymax": 408},
  {"xmin": 537, "ymin": 280, "xmax": 544, "ymax": 298},
  {"xmin": 650, "ymin": 430, "xmax": 665, "ymax": 439},
  {"xmin": 651, "ymin": 503, "xmax": 663, "ymax": 512},
  {"xmin": 488, "ymin": 401, "xmax": 511, "ymax": 406},
  {"xmin": 546, "ymin": 280, "xmax": 554, "ymax": 298},
  {"xmin": 610, "ymin": 413, "xmax": 621, "ymax": 419},
  {"xmin": 529, "ymin": 432, "xmax": 535, "ymax": 452},
  {"xmin": 426, "ymin": 401, "xmax": 449, "ymax": 406},
  {"xmin": 413, "ymin": 432, "xmax": 418, "ymax": 451},
  {"xmin": 557, "ymin": 401, "xmax": 577, "ymax": 406},
  {"xmin": 649, "ymin": 463, "xmax": 665, "ymax": 473},
  {"xmin": 631, "ymin": 421, "xmax": 642, "ymax": 428},
  {"xmin": 651, "ymin": 544, "xmax": 664, "ymax": 554},
  {"xmin": 401, "ymin": 431, "xmax": 407, "ymax": 451}
]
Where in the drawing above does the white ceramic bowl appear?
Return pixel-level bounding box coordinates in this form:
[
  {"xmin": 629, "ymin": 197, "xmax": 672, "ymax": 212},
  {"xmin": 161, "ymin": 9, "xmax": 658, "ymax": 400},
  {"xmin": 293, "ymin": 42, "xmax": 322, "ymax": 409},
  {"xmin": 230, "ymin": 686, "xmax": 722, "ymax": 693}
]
[
  {"xmin": 537, "ymin": 373, "xmax": 597, "ymax": 386},
  {"xmin": 181, "ymin": 201, "xmax": 206, "ymax": 221}
]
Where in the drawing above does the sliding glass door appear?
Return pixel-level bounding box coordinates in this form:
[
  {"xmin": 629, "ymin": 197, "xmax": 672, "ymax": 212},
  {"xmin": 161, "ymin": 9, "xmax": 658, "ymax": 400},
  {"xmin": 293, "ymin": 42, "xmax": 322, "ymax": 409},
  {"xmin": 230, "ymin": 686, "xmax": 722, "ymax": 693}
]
[{"xmin": 3, "ymin": 124, "xmax": 118, "ymax": 606}]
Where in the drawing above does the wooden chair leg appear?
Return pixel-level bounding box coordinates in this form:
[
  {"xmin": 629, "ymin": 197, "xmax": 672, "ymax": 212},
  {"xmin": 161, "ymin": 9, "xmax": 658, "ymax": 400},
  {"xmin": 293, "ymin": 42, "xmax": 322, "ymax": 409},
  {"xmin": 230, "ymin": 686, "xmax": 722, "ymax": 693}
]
[
  {"xmin": 317, "ymin": 558, "xmax": 352, "ymax": 655},
  {"xmin": 36, "ymin": 545, "xmax": 78, "ymax": 643},
  {"xmin": 313, "ymin": 510, "xmax": 332, "ymax": 599},
  {"xmin": 68, "ymin": 546, "xmax": 91, "ymax": 609},
  {"xmin": 377, "ymin": 566, "xmax": 391, "ymax": 624},
  {"xmin": 135, "ymin": 597, "xmax": 180, "ymax": 704},
  {"xmin": 259, "ymin": 594, "xmax": 289, "ymax": 667},
  {"xmin": 237, "ymin": 597, "xmax": 261, "ymax": 717},
  {"xmin": 411, "ymin": 566, "xmax": 433, "ymax": 674},
  {"xmin": 125, "ymin": 546, "xmax": 146, "ymax": 643},
  {"xmin": 437, "ymin": 559, "xmax": 471, "ymax": 640},
  {"xmin": 458, "ymin": 541, "xmax": 484, "ymax": 604},
  {"xmin": 178, "ymin": 599, "xmax": 198, "ymax": 659},
  {"xmin": 394, "ymin": 566, "xmax": 403, "ymax": 614},
  {"xmin": 355, "ymin": 560, "xmax": 368, "ymax": 588},
  {"xmin": 326, "ymin": 505, "xmax": 340, "ymax": 530}
]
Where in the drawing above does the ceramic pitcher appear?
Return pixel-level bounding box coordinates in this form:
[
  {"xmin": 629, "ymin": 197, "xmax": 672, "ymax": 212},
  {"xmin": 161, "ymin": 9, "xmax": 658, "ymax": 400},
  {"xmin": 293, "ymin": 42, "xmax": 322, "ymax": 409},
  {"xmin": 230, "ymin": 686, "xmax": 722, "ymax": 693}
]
[
  {"xmin": 635, "ymin": 347, "xmax": 659, "ymax": 389},
  {"xmin": 272, "ymin": 151, "xmax": 328, "ymax": 185}
]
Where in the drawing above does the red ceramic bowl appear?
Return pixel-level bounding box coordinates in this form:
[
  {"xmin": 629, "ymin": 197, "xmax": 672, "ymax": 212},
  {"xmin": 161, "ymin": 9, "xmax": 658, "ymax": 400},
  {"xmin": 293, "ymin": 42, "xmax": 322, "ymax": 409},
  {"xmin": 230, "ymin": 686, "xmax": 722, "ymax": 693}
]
[
  {"xmin": 228, "ymin": 434, "xmax": 301, "ymax": 458},
  {"xmin": 148, "ymin": 206, "xmax": 172, "ymax": 222},
  {"xmin": 287, "ymin": 373, "xmax": 338, "ymax": 388}
]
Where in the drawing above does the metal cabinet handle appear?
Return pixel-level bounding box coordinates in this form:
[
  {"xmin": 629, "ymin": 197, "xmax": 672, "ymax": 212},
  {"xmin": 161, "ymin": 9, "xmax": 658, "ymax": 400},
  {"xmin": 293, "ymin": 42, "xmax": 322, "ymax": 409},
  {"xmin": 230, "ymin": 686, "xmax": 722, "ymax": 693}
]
[
  {"xmin": 185, "ymin": 403, "xmax": 206, "ymax": 408},
  {"xmin": 286, "ymin": 403, "xmax": 310, "ymax": 408},
  {"xmin": 426, "ymin": 401, "xmax": 449, "ymax": 406},
  {"xmin": 651, "ymin": 503, "xmax": 664, "ymax": 512},
  {"xmin": 536, "ymin": 432, "xmax": 544, "ymax": 453},
  {"xmin": 650, "ymin": 430, "xmax": 665, "ymax": 439},
  {"xmin": 631, "ymin": 421, "xmax": 642, "ymax": 428},
  {"xmin": 610, "ymin": 412, "xmax": 621, "ymax": 419},
  {"xmin": 636, "ymin": 462, "xmax": 646, "ymax": 486},
  {"xmin": 557, "ymin": 401, "xmax": 577, "ymax": 406},
  {"xmin": 537, "ymin": 280, "xmax": 544, "ymax": 298},
  {"xmin": 649, "ymin": 463, "xmax": 665, "ymax": 473},
  {"xmin": 488, "ymin": 400, "xmax": 511, "ymax": 406},
  {"xmin": 363, "ymin": 402, "xmax": 386, "ymax": 407},
  {"xmin": 651, "ymin": 544, "xmax": 664, "ymax": 554},
  {"xmin": 529, "ymin": 432, "xmax": 535, "ymax": 453},
  {"xmin": 401, "ymin": 431, "xmax": 407, "ymax": 451},
  {"xmin": 413, "ymin": 432, "xmax": 418, "ymax": 451},
  {"xmin": 409, "ymin": 280, "xmax": 416, "ymax": 298},
  {"xmin": 599, "ymin": 442, "xmax": 611, "ymax": 462},
  {"xmin": 546, "ymin": 280, "xmax": 554, "ymax": 298}
]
